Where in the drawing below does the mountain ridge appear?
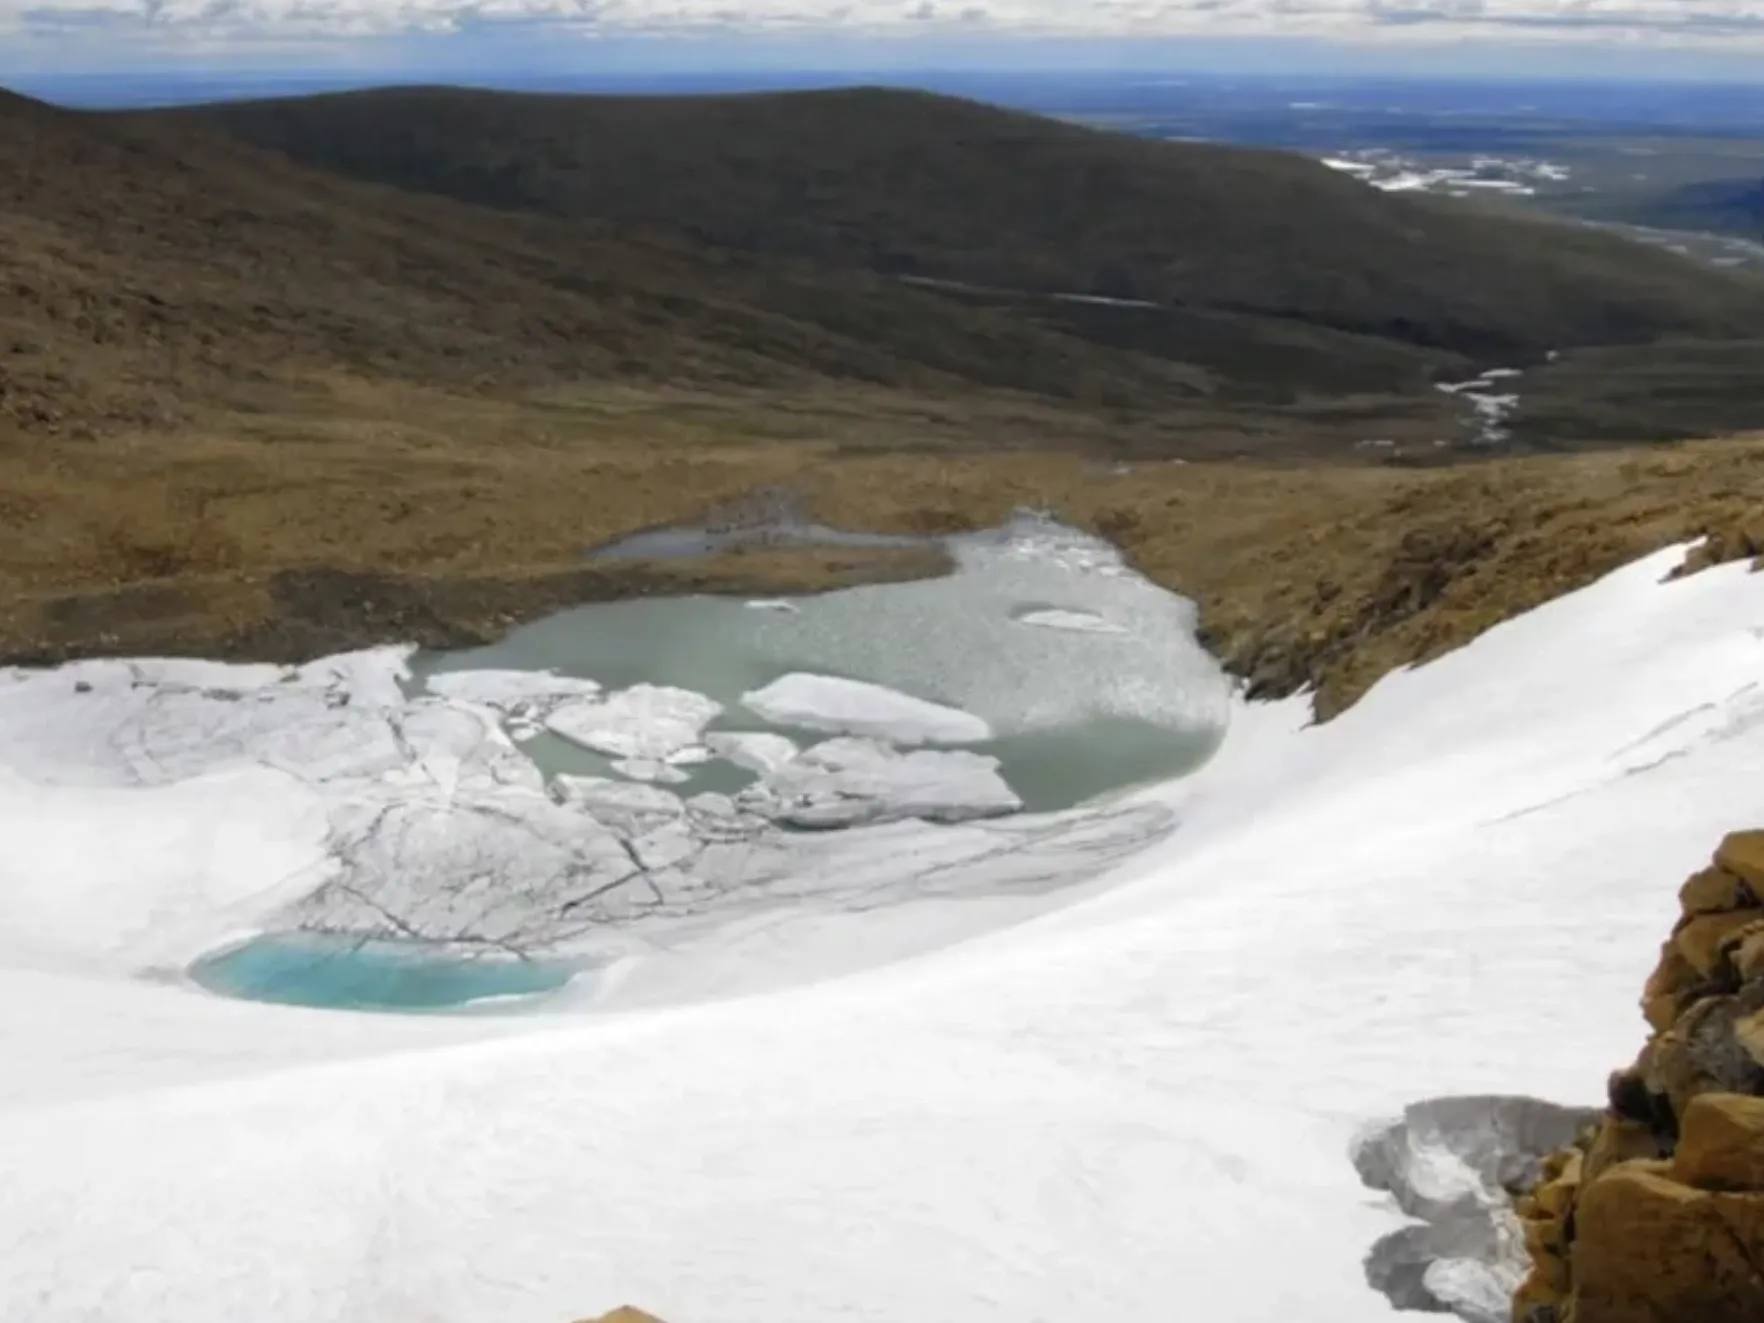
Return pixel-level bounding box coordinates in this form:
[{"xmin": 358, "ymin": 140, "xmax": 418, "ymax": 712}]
[
  {"xmin": 8, "ymin": 81, "xmax": 1764, "ymax": 455},
  {"xmin": 152, "ymin": 83, "xmax": 1764, "ymax": 358}
]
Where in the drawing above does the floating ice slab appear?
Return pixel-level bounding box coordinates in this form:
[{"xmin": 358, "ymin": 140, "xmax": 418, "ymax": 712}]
[
  {"xmin": 742, "ymin": 673, "xmax": 992, "ymax": 745},
  {"xmin": 610, "ymin": 757, "xmax": 692, "ymax": 784},
  {"xmin": 1011, "ymin": 607, "xmax": 1128, "ymax": 635},
  {"xmin": 705, "ymin": 730, "xmax": 800, "ymax": 774},
  {"xmin": 545, "ymin": 683, "xmax": 724, "ymax": 761},
  {"xmin": 739, "ymin": 737, "xmax": 1023, "ymax": 828}
]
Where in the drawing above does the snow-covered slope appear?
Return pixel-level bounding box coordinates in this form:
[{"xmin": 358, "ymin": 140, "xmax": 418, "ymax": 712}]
[{"xmin": 2, "ymin": 545, "xmax": 1762, "ymax": 1323}]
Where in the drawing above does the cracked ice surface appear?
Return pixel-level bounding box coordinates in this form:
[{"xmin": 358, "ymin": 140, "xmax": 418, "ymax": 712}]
[
  {"xmin": 0, "ymin": 639, "xmax": 1178, "ymax": 982},
  {"xmin": 422, "ymin": 668, "xmax": 602, "ymax": 715}
]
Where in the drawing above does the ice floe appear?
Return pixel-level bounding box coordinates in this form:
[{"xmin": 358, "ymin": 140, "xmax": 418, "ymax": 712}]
[
  {"xmin": 608, "ymin": 757, "xmax": 692, "ymax": 784},
  {"xmin": 704, "ymin": 730, "xmax": 801, "ymax": 774},
  {"xmin": 742, "ymin": 672, "xmax": 993, "ymax": 745},
  {"xmin": 545, "ymin": 683, "xmax": 724, "ymax": 761},
  {"xmin": 738, "ymin": 737, "xmax": 1023, "ymax": 829},
  {"xmin": 1011, "ymin": 607, "xmax": 1128, "ymax": 634}
]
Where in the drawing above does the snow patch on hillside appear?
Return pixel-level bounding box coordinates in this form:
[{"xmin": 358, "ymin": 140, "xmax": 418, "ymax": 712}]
[{"xmin": 0, "ymin": 545, "xmax": 1761, "ymax": 1323}]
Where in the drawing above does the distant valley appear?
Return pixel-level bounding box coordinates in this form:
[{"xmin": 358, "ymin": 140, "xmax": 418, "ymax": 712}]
[{"xmin": 1037, "ymin": 74, "xmax": 1764, "ymax": 272}]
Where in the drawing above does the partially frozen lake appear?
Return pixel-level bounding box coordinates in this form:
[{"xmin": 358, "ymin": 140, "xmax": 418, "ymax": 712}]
[
  {"xmin": 416, "ymin": 512, "xmax": 1228, "ymax": 815},
  {"xmin": 8, "ymin": 540, "xmax": 1764, "ymax": 1321},
  {"xmin": 0, "ymin": 512, "xmax": 1231, "ymax": 1016}
]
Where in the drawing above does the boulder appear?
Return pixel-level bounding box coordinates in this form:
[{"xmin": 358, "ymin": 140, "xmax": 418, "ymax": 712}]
[
  {"xmin": 1572, "ymin": 1166, "xmax": 1764, "ymax": 1323},
  {"xmin": 1640, "ymin": 941, "xmax": 1698, "ymax": 1032},
  {"xmin": 1674, "ymin": 911, "xmax": 1762, "ymax": 980},
  {"xmin": 1717, "ymin": 831, "xmax": 1764, "ymax": 892},
  {"xmin": 1642, "ymin": 996, "xmax": 1764, "ymax": 1118},
  {"xmin": 1511, "ymin": 1270, "xmax": 1562, "ymax": 1323},
  {"xmin": 1673, "ymin": 1093, "xmax": 1764, "ymax": 1191},
  {"xmin": 576, "ymin": 1310, "xmax": 668, "ymax": 1323},
  {"xmin": 1532, "ymin": 1150, "xmax": 1583, "ymax": 1218},
  {"xmin": 1737, "ymin": 1008, "xmax": 1764, "ymax": 1070},
  {"xmin": 1734, "ymin": 928, "xmax": 1764, "ymax": 983},
  {"xmin": 1582, "ymin": 1115, "xmax": 1664, "ymax": 1185},
  {"xmin": 1511, "ymin": 833, "xmax": 1764, "ymax": 1323},
  {"xmin": 1678, "ymin": 863, "xmax": 1757, "ymax": 917}
]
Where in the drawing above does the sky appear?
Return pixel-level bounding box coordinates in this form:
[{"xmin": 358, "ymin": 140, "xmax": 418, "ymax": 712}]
[{"xmin": 4, "ymin": 0, "xmax": 1764, "ymax": 81}]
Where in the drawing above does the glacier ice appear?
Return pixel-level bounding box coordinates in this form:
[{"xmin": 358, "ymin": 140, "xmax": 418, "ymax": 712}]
[
  {"xmin": 738, "ymin": 737, "xmax": 1022, "ymax": 828},
  {"xmin": 422, "ymin": 668, "xmax": 603, "ymax": 714}
]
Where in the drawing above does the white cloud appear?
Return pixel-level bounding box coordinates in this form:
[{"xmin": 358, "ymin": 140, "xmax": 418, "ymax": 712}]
[{"xmin": 6, "ymin": 0, "xmax": 1764, "ymax": 46}]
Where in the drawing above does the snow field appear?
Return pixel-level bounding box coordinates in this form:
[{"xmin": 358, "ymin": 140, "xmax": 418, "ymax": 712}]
[{"xmin": 0, "ymin": 544, "xmax": 1760, "ymax": 1322}]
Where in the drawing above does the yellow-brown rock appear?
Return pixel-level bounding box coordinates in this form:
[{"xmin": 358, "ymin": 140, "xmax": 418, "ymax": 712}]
[
  {"xmin": 1717, "ymin": 831, "xmax": 1764, "ymax": 892},
  {"xmin": 1533, "ymin": 1150, "xmax": 1583, "ymax": 1217},
  {"xmin": 1582, "ymin": 1116, "xmax": 1662, "ymax": 1186},
  {"xmin": 1734, "ymin": 928, "xmax": 1764, "ymax": 983},
  {"xmin": 575, "ymin": 1309, "xmax": 669, "ymax": 1323},
  {"xmin": 1678, "ymin": 863, "xmax": 1756, "ymax": 917},
  {"xmin": 1518, "ymin": 1237, "xmax": 1572, "ymax": 1298},
  {"xmin": 1737, "ymin": 1008, "xmax": 1764, "ymax": 1069},
  {"xmin": 1640, "ymin": 940, "xmax": 1698, "ymax": 1031},
  {"xmin": 1572, "ymin": 1166, "xmax": 1764, "ymax": 1323},
  {"xmin": 1539, "ymin": 1146, "xmax": 1578, "ymax": 1184},
  {"xmin": 1523, "ymin": 1208, "xmax": 1568, "ymax": 1263},
  {"xmin": 1674, "ymin": 911, "xmax": 1763, "ymax": 980},
  {"xmin": 1636, "ymin": 945, "xmax": 1693, "ymax": 1037},
  {"xmin": 1512, "ymin": 831, "xmax": 1764, "ymax": 1323},
  {"xmin": 1712, "ymin": 1189, "xmax": 1764, "ymax": 1268},
  {"xmin": 1639, "ymin": 998, "xmax": 1745, "ymax": 1118},
  {"xmin": 1673, "ymin": 1093, "xmax": 1764, "ymax": 1191},
  {"xmin": 1513, "ymin": 1268, "xmax": 1563, "ymax": 1323}
]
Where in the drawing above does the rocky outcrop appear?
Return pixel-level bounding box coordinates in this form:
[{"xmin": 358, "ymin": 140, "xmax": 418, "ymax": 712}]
[
  {"xmin": 1514, "ymin": 830, "xmax": 1764, "ymax": 1323},
  {"xmin": 575, "ymin": 1309, "xmax": 668, "ymax": 1323}
]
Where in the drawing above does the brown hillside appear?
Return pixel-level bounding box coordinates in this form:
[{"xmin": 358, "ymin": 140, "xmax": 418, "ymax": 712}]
[
  {"xmin": 2, "ymin": 88, "xmax": 1224, "ymax": 442},
  {"xmin": 1, "ymin": 84, "xmax": 1761, "ymax": 719},
  {"xmin": 163, "ymin": 84, "xmax": 1764, "ymax": 356}
]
